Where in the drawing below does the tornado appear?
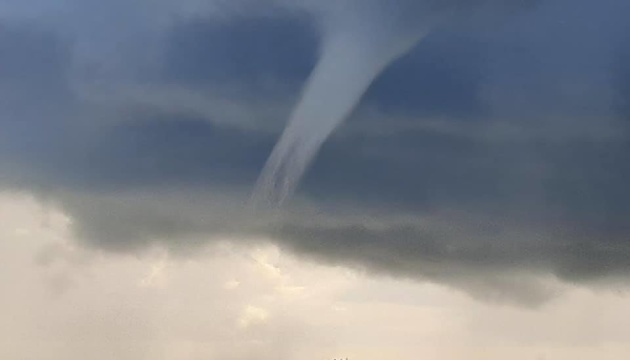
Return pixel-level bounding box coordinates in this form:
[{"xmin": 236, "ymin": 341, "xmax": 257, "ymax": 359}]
[{"xmin": 252, "ymin": 4, "xmax": 432, "ymax": 206}]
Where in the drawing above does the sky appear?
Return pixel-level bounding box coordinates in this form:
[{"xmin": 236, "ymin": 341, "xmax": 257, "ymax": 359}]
[{"xmin": 1, "ymin": 0, "xmax": 630, "ymax": 359}]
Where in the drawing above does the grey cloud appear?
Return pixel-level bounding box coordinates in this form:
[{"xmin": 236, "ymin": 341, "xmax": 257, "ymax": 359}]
[
  {"xmin": 1, "ymin": 0, "xmax": 630, "ymax": 305},
  {"xmin": 0, "ymin": 25, "xmax": 75, "ymax": 188},
  {"xmin": 613, "ymin": 34, "xmax": 630, "ymax": 125},
  {"xmin": 161, "ymin": 14, "xmax": 318, "ymax": 92},
  {"xmin": 273, "ymin": 217, "xmax": 630, "ymax": 285}
]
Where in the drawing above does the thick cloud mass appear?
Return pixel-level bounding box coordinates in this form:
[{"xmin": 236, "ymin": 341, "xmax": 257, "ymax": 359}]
[{"xmin": 2, "ymin": 0, "xmax": 630, "ymax": 304}]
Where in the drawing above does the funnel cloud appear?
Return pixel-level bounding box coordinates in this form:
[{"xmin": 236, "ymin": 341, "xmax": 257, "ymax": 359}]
[
  {"xmin": 253, "ymin": 17, "xmax": 429, "ymax": 205},
  {"xmin": 253, "ymin": 0, "xmax": 538, "ymax": 205}
]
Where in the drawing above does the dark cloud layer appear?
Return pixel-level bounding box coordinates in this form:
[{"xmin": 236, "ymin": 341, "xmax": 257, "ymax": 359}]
[
  {"xmin": 161, "ymin": 14, "xmax": 318, "ymax": 92},
  {"xmin": 272, "ymin": 221, "xmax": 630, "ymax": 304},
  {"xmin": 614, "ymin": 35, "xmax": 630, "ymax": 124},
  {"xmin": 2, "ymin": 0, "xmax": 630, "ymax": 304}
]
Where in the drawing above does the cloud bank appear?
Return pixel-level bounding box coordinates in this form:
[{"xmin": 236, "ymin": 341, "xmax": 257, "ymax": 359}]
[{"xmin": 1, "ymin": 0, "xmax": 630, "ymax": 304}]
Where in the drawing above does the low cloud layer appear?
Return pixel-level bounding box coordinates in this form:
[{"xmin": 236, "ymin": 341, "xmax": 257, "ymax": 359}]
[{"xmin": 2, "ymin": 0, "xmax": 630, "ymax": 304}]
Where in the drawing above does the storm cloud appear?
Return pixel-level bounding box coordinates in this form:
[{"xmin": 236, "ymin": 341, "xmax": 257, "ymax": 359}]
[{"xmin": 2, "ymin": 0, "xmax": 630, "ymax": 304}]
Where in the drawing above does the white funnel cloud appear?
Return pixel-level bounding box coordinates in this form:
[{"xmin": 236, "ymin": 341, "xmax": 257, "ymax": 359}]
[{"xmin": 252, "ymin": 6, "xmax": 432, "ymax": 206}]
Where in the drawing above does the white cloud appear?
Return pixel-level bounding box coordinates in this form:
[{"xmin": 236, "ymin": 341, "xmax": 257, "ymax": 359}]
[
  {"xmin": 238, "ymin": 305, "xmax": 270, "ymax": 329},
  {"xmin": 2, "ymin": 191, "xmax": 630, "ymax": 360},
  {"xmin": 224, "ymin": 279, "xmax": 241, "ymax": 290}
]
